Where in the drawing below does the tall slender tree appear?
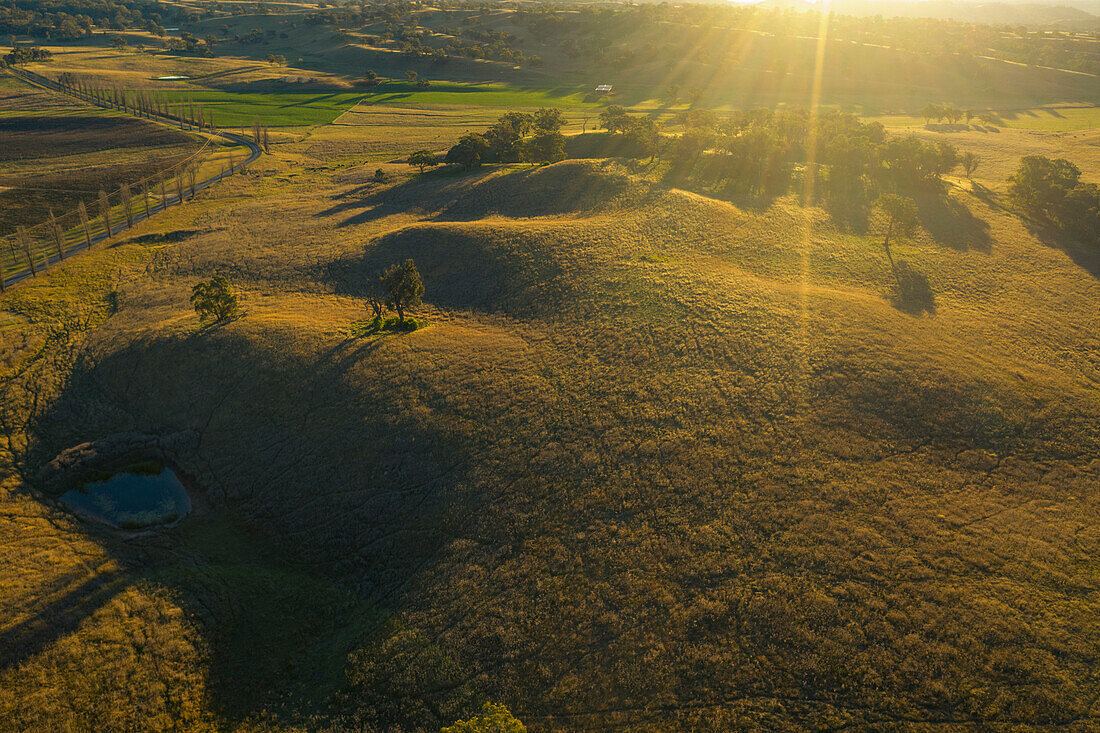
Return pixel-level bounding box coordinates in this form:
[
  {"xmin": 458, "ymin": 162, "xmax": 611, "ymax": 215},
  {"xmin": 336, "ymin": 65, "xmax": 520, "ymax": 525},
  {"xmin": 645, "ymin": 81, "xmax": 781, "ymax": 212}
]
[
  {"xmin": 98, "ymin": 189, "xmax": 112, "ymax": 238},
  {"xmin": 120, "ymin": 183, "xmax": 134, "ymax": 227},
  {"xmin": 78, "ymin": 200, "xmax": 92, "ymax": 248},
  {"xmin": 47, "ymin": 210, "xmax": 64, "ymax": 259},
  {"xmin": 17, "ymin": 226, "xmax": 36, "ymax": 276}
]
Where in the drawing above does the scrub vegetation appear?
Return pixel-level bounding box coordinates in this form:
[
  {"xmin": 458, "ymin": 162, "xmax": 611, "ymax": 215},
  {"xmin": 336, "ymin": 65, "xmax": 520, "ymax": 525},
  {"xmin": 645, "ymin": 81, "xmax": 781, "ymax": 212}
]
[{"xmin": 1, "ymin": 0, "xmax": 1099, "ymax": 731}]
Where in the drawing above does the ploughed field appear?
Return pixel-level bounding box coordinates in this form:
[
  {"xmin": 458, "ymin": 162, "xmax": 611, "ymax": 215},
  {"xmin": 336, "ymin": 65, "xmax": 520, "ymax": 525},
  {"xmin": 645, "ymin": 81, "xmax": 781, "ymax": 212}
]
[
  {"xmin": 0, "ymin": 77, "xmax": 201, "ymax": 234},
  {"xmin": 0, "ymin": 143, "xmax": 1097, "ymax": 730}
]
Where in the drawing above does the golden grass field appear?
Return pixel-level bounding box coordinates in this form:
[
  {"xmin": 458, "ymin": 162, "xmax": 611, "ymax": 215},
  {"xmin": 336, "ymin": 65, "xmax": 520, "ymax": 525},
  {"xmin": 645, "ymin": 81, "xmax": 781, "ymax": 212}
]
[{"xmin": 1, "ymin": 30, "xmax": 1100, "ymax": 731}]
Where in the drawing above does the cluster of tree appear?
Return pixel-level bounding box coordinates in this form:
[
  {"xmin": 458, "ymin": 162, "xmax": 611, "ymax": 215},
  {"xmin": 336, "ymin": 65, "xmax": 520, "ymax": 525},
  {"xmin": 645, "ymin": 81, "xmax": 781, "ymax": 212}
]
[
  {"xmin": 2, "ymin": 45, "xmax": 52, "ymax": 65},
  {"xmin": 653, "ymin": 108, "xmax": 960, "ymax": 224},
  {"xmin": 597, "ymin": 105, "xmax": 661, "ymax": 159},
  {"xmin": 919, "ymin": 104, "xmax": 998, "ymax": 127},
  {"xmin": 444, "ymin": 109, "xmax": 566, "ymax": 170},
  {"xmin": 0, "ymin": 0, "xmax": 160, "ymax": 41},
  {"xmin": 235, "ymin": 28, "xmax": 267, "ymax": 45},
  {"xmin": 303, "ymin": 3, "xmax": 539, "ymax": 67},
  {"xmin": 1009, "ymin": 156, "xmax": 1099, "ymax": 246},
  {"xmin": 167, "ymin": 30, "xmax": 214, "ymax": 56}
]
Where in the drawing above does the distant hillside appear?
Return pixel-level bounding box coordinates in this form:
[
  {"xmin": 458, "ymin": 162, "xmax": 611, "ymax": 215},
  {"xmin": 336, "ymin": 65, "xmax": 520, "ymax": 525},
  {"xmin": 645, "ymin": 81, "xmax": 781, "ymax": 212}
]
[{"xmin": 755, "ymin": 0, "xmax": 1100, "ymax": 28}]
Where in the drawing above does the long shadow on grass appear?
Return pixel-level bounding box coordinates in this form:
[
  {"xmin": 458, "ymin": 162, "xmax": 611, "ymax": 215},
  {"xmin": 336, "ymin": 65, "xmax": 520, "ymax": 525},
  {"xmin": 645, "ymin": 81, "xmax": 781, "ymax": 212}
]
[
  {"xmin": 914, "ymin": 191, "xmax": 992, "ymax": 253},
  {"xmin": 23, "ymin": 327, "xmax": 482, "ymax": 724},
  {"xmin": 0, "ymin": 566, "xmax": 124, "ymax": 672},
  {"xmin": 319, "ymin": 159, "xmax": 637, "ymax": 228},
  {"xmin": 1025, "ymin": 220, "xmax": 1100, "ymax": 279}
]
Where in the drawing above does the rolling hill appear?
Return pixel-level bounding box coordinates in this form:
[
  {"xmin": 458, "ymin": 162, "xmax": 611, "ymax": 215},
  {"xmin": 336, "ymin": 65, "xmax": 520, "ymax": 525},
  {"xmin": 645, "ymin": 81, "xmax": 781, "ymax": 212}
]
[{"xmin": 1, "ymin": 146, "xmax": 1097, "ymax": 729}]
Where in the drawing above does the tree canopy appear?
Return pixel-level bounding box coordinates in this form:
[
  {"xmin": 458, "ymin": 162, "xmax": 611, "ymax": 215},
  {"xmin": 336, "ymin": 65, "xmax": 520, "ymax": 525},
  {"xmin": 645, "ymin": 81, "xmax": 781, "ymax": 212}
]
[
  {"xmin": 380, "ymin": 259, "xmax": 424, "ymax": 322},
  {"xmin": 190, "ymin": 276, "xmax": 239, "ymax": 322}
]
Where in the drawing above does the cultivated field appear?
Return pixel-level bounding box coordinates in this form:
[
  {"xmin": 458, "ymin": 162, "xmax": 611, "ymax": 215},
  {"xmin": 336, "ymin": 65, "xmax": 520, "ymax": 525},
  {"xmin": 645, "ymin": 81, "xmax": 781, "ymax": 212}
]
[{"xmin": 0, "ymin": 76, "xmax": 202, "ymax": 233}]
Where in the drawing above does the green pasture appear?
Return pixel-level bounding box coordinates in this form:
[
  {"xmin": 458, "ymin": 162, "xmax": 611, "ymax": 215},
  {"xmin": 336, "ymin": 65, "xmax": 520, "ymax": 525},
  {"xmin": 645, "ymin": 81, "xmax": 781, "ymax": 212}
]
[
  {"xmin": 868, "ymin": 105, "xmax": 1100, "ymax": 131},
  {"xmin": 159, "ymin": 90, "xmax": 364, "ymax": 126},
  {"xmin": 355, "ymin": 81, "xmax": 596, "ymax": 109},
  {"xmin": 154, "ymin": 82, "xmax": 594, "ymax": 127}
]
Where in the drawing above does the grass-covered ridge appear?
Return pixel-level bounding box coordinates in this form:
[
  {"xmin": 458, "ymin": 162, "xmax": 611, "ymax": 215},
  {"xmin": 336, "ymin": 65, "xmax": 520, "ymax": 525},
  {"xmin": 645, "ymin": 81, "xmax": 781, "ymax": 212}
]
[{"xmin": 1, "ymin": 147, "xmax": 1097, "ymax": 729}]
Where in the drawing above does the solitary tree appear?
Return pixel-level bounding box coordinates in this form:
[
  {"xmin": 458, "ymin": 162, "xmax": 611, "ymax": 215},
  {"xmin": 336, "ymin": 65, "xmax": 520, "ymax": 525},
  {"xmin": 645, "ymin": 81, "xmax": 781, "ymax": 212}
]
[
  {"xmin": 190, "ymin": 275, "xmax": 239, "ymax": 322},
  {"xmin": 408, "ymin": 149, "xmax": 437, "ymax": 174},
  {"xmin": 380, "ymin": 259, "xmax": 423, "ymax": 322},
  {"xmin": 960, "ymin": 152, "xmax": 980, "ymax": 179},
  {"xmin": 442, "ymin": 702, "xmax": 525, "ymax": 733},
  {"xmin": 874, "ymin": 194, "xmax": 918, "ymax": 272}
]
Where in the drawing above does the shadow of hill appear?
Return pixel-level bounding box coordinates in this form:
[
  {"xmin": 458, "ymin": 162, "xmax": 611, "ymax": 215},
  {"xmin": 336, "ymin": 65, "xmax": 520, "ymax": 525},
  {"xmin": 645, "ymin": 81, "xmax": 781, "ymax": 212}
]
[
  {"xmin": 324, "ymin": 220, "xmax": 587, "ymax": 319},
  {"xmin": 434, "ymin": 159, "xmax": 639, "ymax": 221},
  {"xmin": 320, "ymin": 159, "xmax": 642, "ymax": 229},
  {"xmin": 23, "ymin": 326, "xmax": 484, "ymax": 724}
]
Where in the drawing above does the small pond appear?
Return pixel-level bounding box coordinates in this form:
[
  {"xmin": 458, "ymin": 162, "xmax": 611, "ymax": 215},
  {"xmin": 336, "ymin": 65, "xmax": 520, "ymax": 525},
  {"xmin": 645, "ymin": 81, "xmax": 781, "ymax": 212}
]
[
  {"xmin": 155, "ymin": 75, "xmax": 190, "ymax": 80},
  {"xmin": 61, "ymin": 465, "xmax": 191, "ymax": 530}
]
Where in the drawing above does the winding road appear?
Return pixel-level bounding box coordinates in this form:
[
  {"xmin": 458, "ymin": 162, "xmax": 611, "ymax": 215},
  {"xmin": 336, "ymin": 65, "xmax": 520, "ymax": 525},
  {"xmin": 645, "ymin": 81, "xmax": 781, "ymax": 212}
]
[{"xmin": 1, "ymin": 67, "xmax": 263, "ymax": 289}]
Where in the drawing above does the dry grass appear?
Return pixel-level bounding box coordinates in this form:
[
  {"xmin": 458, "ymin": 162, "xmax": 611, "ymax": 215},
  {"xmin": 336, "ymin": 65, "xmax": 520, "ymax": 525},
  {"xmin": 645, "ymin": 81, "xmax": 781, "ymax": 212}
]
[{"xmin": 0, "ymin": 142, "xmax": 1097, "ymax": 730}]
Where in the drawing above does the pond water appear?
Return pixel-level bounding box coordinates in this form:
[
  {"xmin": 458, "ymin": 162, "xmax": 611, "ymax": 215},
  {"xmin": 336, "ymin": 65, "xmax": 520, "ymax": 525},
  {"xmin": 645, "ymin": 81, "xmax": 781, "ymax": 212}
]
[
  {"xmin": 155, "ymin": 75, "xmax": 190, "ymax": 80},
  {"xmin": 61, "ymin": 466, "xmax": 191, "ymax": 529}
]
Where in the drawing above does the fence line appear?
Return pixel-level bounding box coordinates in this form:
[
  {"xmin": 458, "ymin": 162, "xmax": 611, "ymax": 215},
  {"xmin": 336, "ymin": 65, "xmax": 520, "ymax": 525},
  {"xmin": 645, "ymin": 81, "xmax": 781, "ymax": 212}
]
[{"xmin": 1, "ymin": 68, "xmax": 261, "ymax": 290}]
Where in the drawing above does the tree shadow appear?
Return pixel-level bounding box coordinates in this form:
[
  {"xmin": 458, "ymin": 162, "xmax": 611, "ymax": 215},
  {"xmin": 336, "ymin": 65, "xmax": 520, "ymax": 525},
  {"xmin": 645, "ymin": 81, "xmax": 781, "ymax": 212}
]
[
  {"xmin": 0, "ymin": 565, "xmax": 124, "ymax": 672},
  {"xmin": 890, "ymin": 259, "xmax": 936, "ymax": 315},
  {"xmin": 914, "ymin": 191, "xmax": 992, "ymax": 253},
  {"xmin": 1024, "ymin": 219, "xmax": 1100, "ymax": 279}
]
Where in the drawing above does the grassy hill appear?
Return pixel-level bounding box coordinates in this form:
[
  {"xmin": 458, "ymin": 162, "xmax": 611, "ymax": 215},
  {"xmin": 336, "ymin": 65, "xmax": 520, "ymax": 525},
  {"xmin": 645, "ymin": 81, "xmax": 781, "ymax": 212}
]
[{"xmin": 1, "ymin": 140, "xmax": 1097, "ymax": 729}]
